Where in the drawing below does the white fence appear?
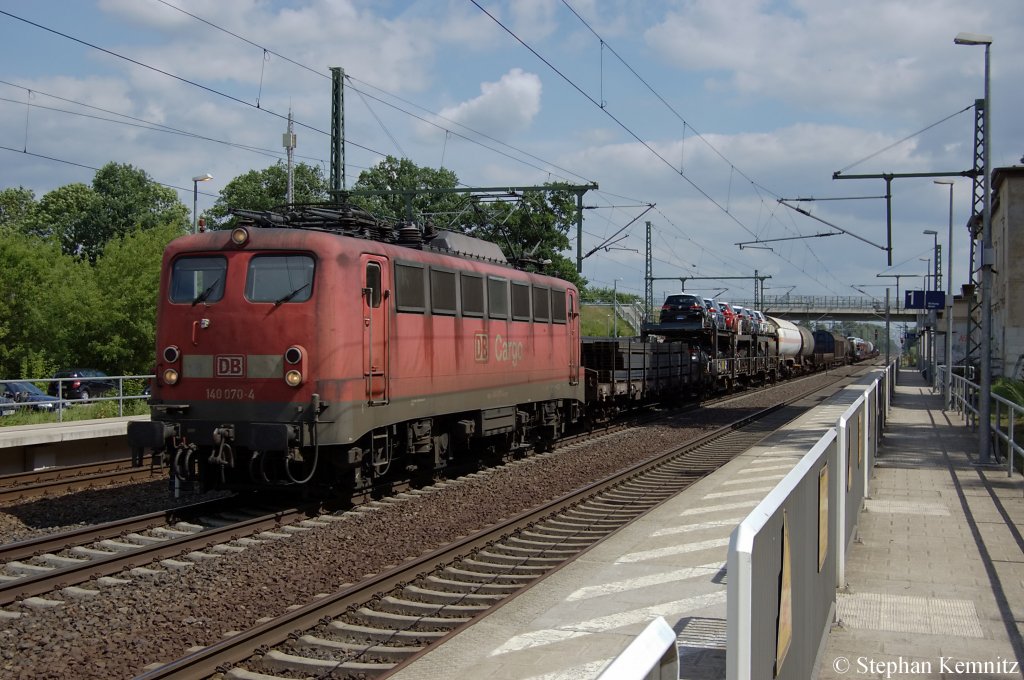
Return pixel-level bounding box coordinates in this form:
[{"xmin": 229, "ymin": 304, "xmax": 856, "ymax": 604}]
[{"xmin": 726, "ymin": 364, "xmax": 893, "ymax": 679}]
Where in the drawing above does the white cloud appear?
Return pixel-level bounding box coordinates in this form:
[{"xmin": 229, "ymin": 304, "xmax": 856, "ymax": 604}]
[{"xmin": 426, "ymin": 68, "xmax": 543, "ymax": 138}]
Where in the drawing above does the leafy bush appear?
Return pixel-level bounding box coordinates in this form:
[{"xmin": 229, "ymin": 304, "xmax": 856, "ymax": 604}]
[{"xmin": 992, "ymin": 377, "xmax": 1024, "ymax": 407}]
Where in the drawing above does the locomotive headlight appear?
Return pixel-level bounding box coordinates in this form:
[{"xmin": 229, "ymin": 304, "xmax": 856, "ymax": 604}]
[
  {"xmin": 284, "ymin": 346, "xmax": 303, "ymax": 365},
  {"xmin": 285, "ymin": 369, "xmax": 303, "ymax": 387},
  {"xmin": 230, "ymin": 227, "xmax": 250, "ymax": 246},
  {"xmin": 163, "ymin": 368, "xmax": 180, "ymax": 385},
  {"xmin": 163, "ymin": 345, "xmax": 180, "ymax": 363}
]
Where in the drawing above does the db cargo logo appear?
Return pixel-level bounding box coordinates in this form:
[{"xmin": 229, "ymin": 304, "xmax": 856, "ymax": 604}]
[
  {"xmin": 474, "ymin": 332, "xmax": 489, "ymax": 363},
  {"xmin": 216, "ymin": 355, "xmax": 245, "ymax": 377}
]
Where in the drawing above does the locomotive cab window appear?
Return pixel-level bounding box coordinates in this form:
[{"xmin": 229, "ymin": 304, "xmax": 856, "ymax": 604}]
[
  {"xmin": 245, "ymin": 254, "xmax": 314, "ymax": 303},
  {"xmin": 395, "ymin": 262, "xmax": 426, "ymax": 312},
  {"xmin": 430, "ymin": 268, "xmax": 458, "ymax": 315},
  {"xmin": 488, "ymin": 277, "xmax": 509, "ymax": 319},
  {"xmin": 170, "ymin": 256, "xmax": 227, "ymax": 304},
  {"xmin": 365, "ymin": 262, "xmax": 381, "ymax": 308},
  {"xmin": 461, "ymin": 273, "xmax": 485, "ymax": 317},
  {"xmin": 511, "ymin": 281, "xmax": 531, "ymax": 321}
]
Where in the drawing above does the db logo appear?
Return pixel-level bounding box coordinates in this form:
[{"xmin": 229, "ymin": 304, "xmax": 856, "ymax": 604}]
[
  {"xmin": 474, "ymin": 332, "xmax": 489, "ymax": 363},
  {"xmin": 216, "ymin": 355, "xmax": 245, "ymax": 377}
]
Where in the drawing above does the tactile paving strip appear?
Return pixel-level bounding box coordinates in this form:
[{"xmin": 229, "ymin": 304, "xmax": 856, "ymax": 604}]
[
  {"xmin": 864, "ymin": 499, "xmax": 950, "ymax": 515},
  {"xmin": 838, "ymin": 592, "xmax": 984, "ymax": 637}
]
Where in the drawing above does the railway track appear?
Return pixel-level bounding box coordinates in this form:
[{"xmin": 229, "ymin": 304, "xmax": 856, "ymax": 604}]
[
  {"xmin": 134, "ymin": 372, "xmax": 857, "ymax": 679},
  {"xmin": 0, "ymin": 496, "xmax": 324, "ymax": 608},
  {"xmin": 0, "ymin": 457, "xmax": 161, "ymax": 503}
]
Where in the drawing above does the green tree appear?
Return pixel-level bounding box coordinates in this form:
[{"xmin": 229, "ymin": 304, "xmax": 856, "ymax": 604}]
[
  {"xmin": 14, "ymin": 163, "xmax": 187, "ymax": 262},
  {"xmin": 0, "ymin": 230, "xmax": 97, "ymax": 377},
  {"xmin": 209, "ymin": 161, "xmax": 331, "ymax": 227},
  {"xmin": 21, "ymin": 183, "xmax": 100, "ymax": 255},
  {"xmin": 89, "ymin": 223, "xmax": 183, "ymax": 373},
  {"xmin": 475, "ymin": 186, "xmax": 586, "ymax": 289},
  {"xmin": 0, "ymin": 187, "xmax": 36, "ymax": 230},
  {"xmin": 351, "ymin": 155, "xmax": 466, "ymax": 228}
]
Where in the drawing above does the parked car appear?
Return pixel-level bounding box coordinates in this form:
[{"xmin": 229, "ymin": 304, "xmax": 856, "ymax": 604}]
[
  {"xmin": 1, "ymin": 380, "xmax": 69, "ymax": 411},
  {"xmin": 47, "ymin": 369, "xmax": 116, "ymax": 401},
  {"xmin": 0, "ymin": 395, "xmax": 15, "ymax": 417},
  {"xmin": 659, "ymin": 293, "xmax": 711, "ymax": 328},
  {"xmin": 702, "ymin": 298, "xmax": 724, "ymax": 330},
  {"xmin": 718, "ymin": 302, "xmax": 738, "ymax": 332}
]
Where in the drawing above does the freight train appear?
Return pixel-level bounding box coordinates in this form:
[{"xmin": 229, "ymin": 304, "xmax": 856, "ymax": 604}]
[{"xmin": 127, "ymin": 205, "xmax": 858, "ymax": 493}]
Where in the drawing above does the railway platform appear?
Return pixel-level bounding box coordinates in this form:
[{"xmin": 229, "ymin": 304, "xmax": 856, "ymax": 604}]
[
  {"xmin": 389, "ymin": 369, "xmax": 1024, "ymax": 680},
  {"xmin": 0, "ymin": 416, "xmax": 144, "ymax": 474},
  {"xmin": 816, "ymin": 370, "xmax": 1024, "ymax": 679},
  {"xmin": 389, "ymin": 369, "xmax": 883, "ymax": 680}
]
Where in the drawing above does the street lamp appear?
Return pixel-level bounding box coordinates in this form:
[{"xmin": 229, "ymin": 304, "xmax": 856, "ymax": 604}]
[
  {"xmin": 955, "ymin": 31, "xmax": 993, "ymax": 463},
  {"xmin": 192, "ymin": 173, "xmax": 213, "ymax": 234},
  {"xmin": 934, "ymin": 180, "xmax": 955, "ymax": 409}
]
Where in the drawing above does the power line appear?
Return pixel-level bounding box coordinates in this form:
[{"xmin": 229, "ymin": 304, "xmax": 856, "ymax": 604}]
[
  {"xmin": 150, "ymin": 0, "xmax": 596, "ymax": 186},
  {"xmin": 0, "ymin": 87, "xmax": 325, "ymax": 164},
  {"xmin": 0, "ymin": 144, "xmax": 218, "ymax": 198}
]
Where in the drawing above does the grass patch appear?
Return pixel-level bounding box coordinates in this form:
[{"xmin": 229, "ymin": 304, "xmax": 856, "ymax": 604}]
[
  {"xmin": 1, "ymin": 397, "xmax": 149, "ymax": 426},
  {"xmin": 581, "ymin": 304, "xmax": 636, "ymax": 337}
]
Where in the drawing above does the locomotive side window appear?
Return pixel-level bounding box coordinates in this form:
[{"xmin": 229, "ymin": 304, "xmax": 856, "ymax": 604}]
[
  {"xmin": 511, "ymin": 282, "xmax": 531, "ymax": 321},
  {"xmin": 532, "ymin": 286, "xmax": 550, "ymax": 322},
  {"xmin": 365, "ymin": 263, "xmax": 381, "ymax": 308},
  {"xmin": 461, "ymin": 273, "xmax": 485, "ymax": 317},
  {"xmin": 551, "ymin": 288, "xmax": 567, "ymax": 324},
  {"xmin": 170, "ymin": 256, "xmax": 227, "ymax": 304},
  {"xmin": 245, "ymin": 255, "xmax": 314, "ymax": 303},
  {"xmin": 430, "ymin": 268, "xmax": 458, "ymax": 315},
  {"xmin": 487, "ymin": 277, "xmax": 509, "ymax": 319},
  {"xmin": 395, "ymin": 262, "xmax": 426, "ymax": 312}
]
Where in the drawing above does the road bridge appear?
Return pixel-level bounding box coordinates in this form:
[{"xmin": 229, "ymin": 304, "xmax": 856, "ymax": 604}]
[{"xmin": 721, "ymin": 295, "xmax": 919, "ymax": 323}]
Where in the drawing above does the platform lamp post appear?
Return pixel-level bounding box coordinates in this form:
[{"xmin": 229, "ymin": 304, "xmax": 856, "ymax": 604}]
[
  {"xmin": 192, "ymin": 173, "xmax": 213, "ymax": 234},
  {"xmin": 923, "ymin": 230, "xmax": 939, "ymax": 384},
  {"xmin": 955, "ymin": 31, "xmax": 993, "ymax": 463},
  {"xmin": 934, "ymin": 180, "xmax": 955, "ymax": 409},
  {"xmin": 918, "ymin": 258, "xmax": 931, "ymax": 373}
]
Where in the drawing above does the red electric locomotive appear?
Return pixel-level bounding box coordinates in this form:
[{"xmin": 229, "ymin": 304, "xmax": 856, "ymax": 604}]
[{"xmin": 128, "ymin": 206, "xmax": 585, "ymax": 492}]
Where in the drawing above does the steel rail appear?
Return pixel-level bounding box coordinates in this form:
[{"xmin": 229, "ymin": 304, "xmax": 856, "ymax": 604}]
[{"xmin": 135, "ymin": 370, "xmax": 861, "ymax": 679}]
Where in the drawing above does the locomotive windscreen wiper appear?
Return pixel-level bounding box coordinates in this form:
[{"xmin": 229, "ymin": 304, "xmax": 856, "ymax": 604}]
[
  {"xmin": 274, "ymin": 282, "xmax": 310, "ymax": 306},
  {"xmin": 192, "ymin": 279, "xmax": 221, "ymax": 306}
]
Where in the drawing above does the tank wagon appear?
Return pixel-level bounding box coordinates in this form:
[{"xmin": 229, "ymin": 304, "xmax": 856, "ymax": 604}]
[{"xmin": 127, "ymin": 204, "xmax": 858, "ymax": 494}]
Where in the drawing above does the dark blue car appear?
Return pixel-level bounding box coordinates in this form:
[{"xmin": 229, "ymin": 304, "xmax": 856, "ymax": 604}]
[{"xmin": 1, "ymin": 380, "xmax": 69, "ymax": 412}]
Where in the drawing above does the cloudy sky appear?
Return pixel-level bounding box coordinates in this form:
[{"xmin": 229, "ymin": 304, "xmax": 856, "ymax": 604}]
[{"xmin": 2, "ymin": 0, "xmax": 1022, "ymax": 307}]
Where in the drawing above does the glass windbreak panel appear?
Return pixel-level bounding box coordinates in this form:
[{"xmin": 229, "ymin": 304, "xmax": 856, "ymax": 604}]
[
  {"xmin": 245, "ymin": 254, "xmax": 315, "ymax": 303},
  {"xmin": 170, "ymin": 256, "xmax": 227, "ymax": 304}
]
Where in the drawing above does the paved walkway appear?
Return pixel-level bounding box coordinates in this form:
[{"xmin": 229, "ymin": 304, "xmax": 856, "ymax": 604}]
[{"xmin": 817, "ymin": 369, "xmax": 1024, "ymax": 679}]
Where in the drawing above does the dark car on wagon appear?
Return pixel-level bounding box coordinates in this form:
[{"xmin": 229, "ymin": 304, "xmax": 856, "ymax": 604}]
[
  {"xmin": 660, "ymin": 293, "xmax": 711, "ymax": 328},
  {"xmin": 47, "ymin": 369, "xmax": 116, "ymax": 401}
]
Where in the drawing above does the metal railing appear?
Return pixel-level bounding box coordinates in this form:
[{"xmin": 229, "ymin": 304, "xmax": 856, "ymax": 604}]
[
  {"xmin": 939, "ymin": 364, "xmax": 1022, "ymax": 477},
  {"xmin": 1, "ymin": 374, "xmax": 154, "ymax": 423}
]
